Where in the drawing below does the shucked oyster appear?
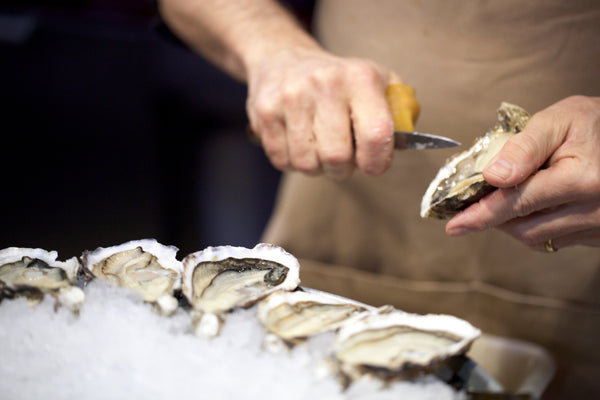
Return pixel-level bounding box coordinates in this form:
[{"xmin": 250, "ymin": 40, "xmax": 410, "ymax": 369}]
[
  {"xmin": 257, "ymin": 288, "xmax": 371, "ymax": 349},
  {"xmin": 421, "ymin": 102, "xmax": 530, "ymax": 219},
  {"xmin": 0, "ymin": 247, "xmax": 84, "ymax": 312},
  {"xmin": 332, "ymin": 306, "xmax": 481, "ymax": 384},
  {"xmin": 82, "ymin": 239, "xmax": 182, "ymax": 316},
  {"xmin": 182, "ymin": 243, "xmax": 300, "ymax": 338}
]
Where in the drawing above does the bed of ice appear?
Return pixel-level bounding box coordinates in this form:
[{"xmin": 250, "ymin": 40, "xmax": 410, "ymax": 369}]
[{"xmin": 0, "ymin": 280, "xmax": 465, "ymax": 400}]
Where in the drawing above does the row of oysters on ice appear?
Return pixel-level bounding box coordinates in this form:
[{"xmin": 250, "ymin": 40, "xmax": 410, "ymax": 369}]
[{"xmin": 0, "ymin": 239, "xmax": 480, "ymax": 387}]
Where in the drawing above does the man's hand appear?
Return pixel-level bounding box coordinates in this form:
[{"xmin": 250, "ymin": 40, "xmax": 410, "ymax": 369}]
[
  {"xmin": 246, "ymin": 48, "xmax": 402, "ymax": 179},
  {"xmin": 160, "ymin": 0, "xmax": 405, "ymax": 179},
  {"xmin": 446, "ymin": 95, "xmax": 600, "ymax": 251}
]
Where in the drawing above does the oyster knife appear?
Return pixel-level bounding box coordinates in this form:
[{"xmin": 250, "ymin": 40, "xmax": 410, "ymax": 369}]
[{"xmin": 394, "ymin": 131, "xmax": 461, "ymax": 150}]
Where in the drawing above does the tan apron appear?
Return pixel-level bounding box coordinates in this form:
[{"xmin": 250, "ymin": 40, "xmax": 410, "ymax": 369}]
[{"xmin": 262, "ymin": 1, "xmax": 600, "ymax": 397}]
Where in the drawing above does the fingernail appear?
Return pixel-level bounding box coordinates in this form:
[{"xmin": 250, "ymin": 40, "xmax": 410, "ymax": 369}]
[{"xmin": 486, "ymin": 158, "xmax": 513, "ymax": 182}]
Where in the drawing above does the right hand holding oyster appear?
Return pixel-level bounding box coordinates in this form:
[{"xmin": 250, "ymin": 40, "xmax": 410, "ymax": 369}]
[{"xmin": 445, "ymin": 95, "xmax": 600, "ymax": 251}]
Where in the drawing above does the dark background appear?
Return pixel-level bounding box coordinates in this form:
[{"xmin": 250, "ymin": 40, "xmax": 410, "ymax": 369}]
[{"xmin": 0, "ymin": 0, "xmax": 315, "ymax": 258}]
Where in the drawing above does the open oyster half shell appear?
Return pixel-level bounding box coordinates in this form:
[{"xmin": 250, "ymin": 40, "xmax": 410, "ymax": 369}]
[
  {"xmin": 0, "ymin": 247, "xmax": 84, "ymax": 312},
  {"xmin": 82, "ymin": 239, "xmax": 182, "ymax": 316},
  {"xmin": 421, "ymin": 102, "xmax": 530, "ymax": 219},
  {"xmin": 182, "ymin": 243, "xmax": 300, "ymax": 338},
  {"xmin": 257, "ymin": 288, "xmax": 372, "ymax": 349},
  {"xmin": 332, "ymin": 306, "xmax": 481, "ymax": 383}
]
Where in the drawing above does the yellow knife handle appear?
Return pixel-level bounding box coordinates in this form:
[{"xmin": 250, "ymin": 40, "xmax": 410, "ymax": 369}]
[{"xmin": 386, "ymin": 84, "xmax": 421, "ymax": 132}]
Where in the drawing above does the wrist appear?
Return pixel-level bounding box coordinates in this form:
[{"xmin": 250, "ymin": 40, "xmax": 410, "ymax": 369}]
[{"xmin": 235, "ymin": 25, "xmax": 323, "ymax": 83}]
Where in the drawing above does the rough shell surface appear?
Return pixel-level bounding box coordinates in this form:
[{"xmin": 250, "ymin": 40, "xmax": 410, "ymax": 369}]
[
  {"xmin": 333, "ymin": 307, "xmax": 481, "ymax": 378},
  {"xmin": 421, "ymin": 102, "xmax": 530, "ymax": 219},
  {"xmin": 257, "ymin": 288, "xmax": 372, "ymax": 342},
  {"xmin": 0, "ymin": 247, "xmax": 80, "ymax": 282},
  {"xmin": 182, "ymin": 243, "xmax": 300, "ymax": 314},
  {"xmin": 81, "ymin": 239, "xmax": 182, "ymax": 312},
  {"xmin": 0, "ymin": 247, "xmax": 84, "ymax": 311}
]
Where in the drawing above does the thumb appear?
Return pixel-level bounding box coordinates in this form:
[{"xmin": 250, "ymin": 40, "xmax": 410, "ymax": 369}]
[{"xmin": 483, "ymin": 112, "xmax": 564, "ymax": 188}]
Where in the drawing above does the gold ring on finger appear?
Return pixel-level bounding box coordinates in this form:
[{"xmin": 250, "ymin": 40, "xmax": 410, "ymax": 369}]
[{"xmin": 544, "ymin": 239, "xmax": 557, "ymax": 253}]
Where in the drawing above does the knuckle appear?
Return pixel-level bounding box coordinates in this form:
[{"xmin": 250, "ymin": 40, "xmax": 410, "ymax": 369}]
[
  {"xmin": 464, "ymin": 195, "xmax": 506, "ymax": 232},
  {"xmin": 292, "ymin": 161, "xmax": 319, "ymax": 174},
  {"xmin": 507, "ymin": 132, "xmax": 541, "ymax": 162},
  {"xmin": 470, "ymin": 203, "xmax": 496, "ymax": 231},
  {"xmin": 476, "ymin": 215, "xmax": 496, "ymax": 232},
  {"xmin": 281, "ymin": 81, "xmax": 309, "ymax": 105},
  {"xmin": 263, "ymin": 146, "xmax": 289, "ymax": 171},
  {"xmin": 270, "ymin": 157, "xmax": 290, "ymax": 171},
  {"xmin": 251, "ymin": 95, "xmax": 280, "ymax": 124},
  {"xmin": 563, "ymin": 94, "xmax": 594, "ymax": 109},
  {"xmin": 321, "ymin": 148, "xmax": 353, "ymax": 167},
  {"xmin": 364, "ymin": 119, "xmax": 394, "ymax": 148},
  {"xmin": 500, "ymin": 219, "xmax": 538, "ymax": 247},
  {"xmin": 347, "ymin": 61, "xmax": 380, "ymax": 84},
  {"xmin": 290, "ymin": 152, "xmax": 319, "ymax": 173},
  {"xmin": 310, "ymin": 65, "xmax": 342, "ymax": 88},
  {"xmin": 356, "ymin": 122, "xmax": 394, "ymax": 176},
  {"xmin": 363, "ymin": 117, "xmax": 393, "ymax": 140},
  {"xmin": 513, "ymin": 194, "xmax": 537, "ymax": 217},
  {"xmin": 362, "ymin": 158, "xmax": 391, "ymax": 176}
]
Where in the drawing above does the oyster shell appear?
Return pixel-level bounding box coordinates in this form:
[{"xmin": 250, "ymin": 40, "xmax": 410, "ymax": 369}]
[
  {"xmin": 421, "ymin": 102, "xmax": 530, "ymax": 219},
  {"xmin": 0, "ymin": 247, "xmax": 84, "ymax": 312},
  {"xmin": 332, "ymin": 307, "xmax": 481, "ymax": 383},
  {"xmin": 182, "ymin": 243, "xmax": 300, "ymax": 338},
  {"xmin": 82, "ymin": 239, "xmax": 182, "ymax": 316},
  {"xmin": 257, "ymin": 288, "xmax": 371, "ymax": 347}
]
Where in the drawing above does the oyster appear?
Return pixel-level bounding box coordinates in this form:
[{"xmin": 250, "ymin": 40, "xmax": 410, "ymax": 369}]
[
  {"xmin": 257, "ymin": 288, "xmax": 371, "ymax": 348},
  {"xmin": 332, "ymin": 307, "xmax": 481, "ymax": 383},
  {"xmin": 182, "ymin": 243, "xmax": 300, "ymax": 338},
  {"xmin": 0, "ymin": 247, "xmax": 84, "ymax": 312},
  {"xmin": 82, "ymin": 239, "xmax": 182, "ymax": 316},
  {"xmin": 421, "ymin": 102, "xmax": 530, "ymax": 219}
]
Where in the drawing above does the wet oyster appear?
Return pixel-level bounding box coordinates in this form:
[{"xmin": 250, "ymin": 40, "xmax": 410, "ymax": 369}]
[
  {"xmin": 0, "ymin": 247, "xmax": 84, "ymax": 312},
  {"xmin": 82, "ymin": 239, "xmax": 182, "ymax": 316},
  {"xmin": 421, "ymin": 102, "xmax": 530, "ymax": 219},
  {"xmin": 182, "ymin": 243, "xmax": 300, "ymax": 338},
  {"xmin": 332, "ymin": 307, "xmax": 481, "ymax": 383},
  {"xmin": 257, "ymin": 288, "xmax": 371, "ymax": 348}
]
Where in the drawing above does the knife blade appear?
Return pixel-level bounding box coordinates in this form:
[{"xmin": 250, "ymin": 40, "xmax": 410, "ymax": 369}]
[
  {"xmin": 394, "ymin": 130, "xmax": 461, "ymax": 150},
  {"xmin": 386, "ymin": 84, "xmax": 460, "ymax": 150}
]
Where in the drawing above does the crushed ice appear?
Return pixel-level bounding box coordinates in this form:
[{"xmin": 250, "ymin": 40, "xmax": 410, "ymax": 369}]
[{"xmin": 0, "ymin": 280, "xmax": 464, "ymax": 400}]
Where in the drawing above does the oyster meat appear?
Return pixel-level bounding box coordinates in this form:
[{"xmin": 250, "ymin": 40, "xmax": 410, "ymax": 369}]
[
  {"xmin": 332, "ymin": 307, "xmax": 481, "ymax": 383},
  {"xmin": 0, "ymin": 247, "xmax": 84, "ymax": 312},
  {"xmin": 421, "ymin": 102, "xmax": 530, "ymax": 219},
  {"xmin": 82, "ymin": 239, "xmax": 182, "ymax": 316},
  {"xmin": 257, "ymin": 288, "xmax": 371, "ymax": 347},
  {"xmin": 182, "ymin": 243, "xmax": 300, "ymax": 338}
]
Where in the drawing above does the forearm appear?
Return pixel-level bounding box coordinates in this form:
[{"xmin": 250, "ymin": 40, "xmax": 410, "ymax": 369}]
[
  {"xmin": 159, "ymin": 0, "xmax": 403, "ymax": 179},
  {"xmin": 158, "ymin": 0, "xmax": 321, "ymax": 81}
]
